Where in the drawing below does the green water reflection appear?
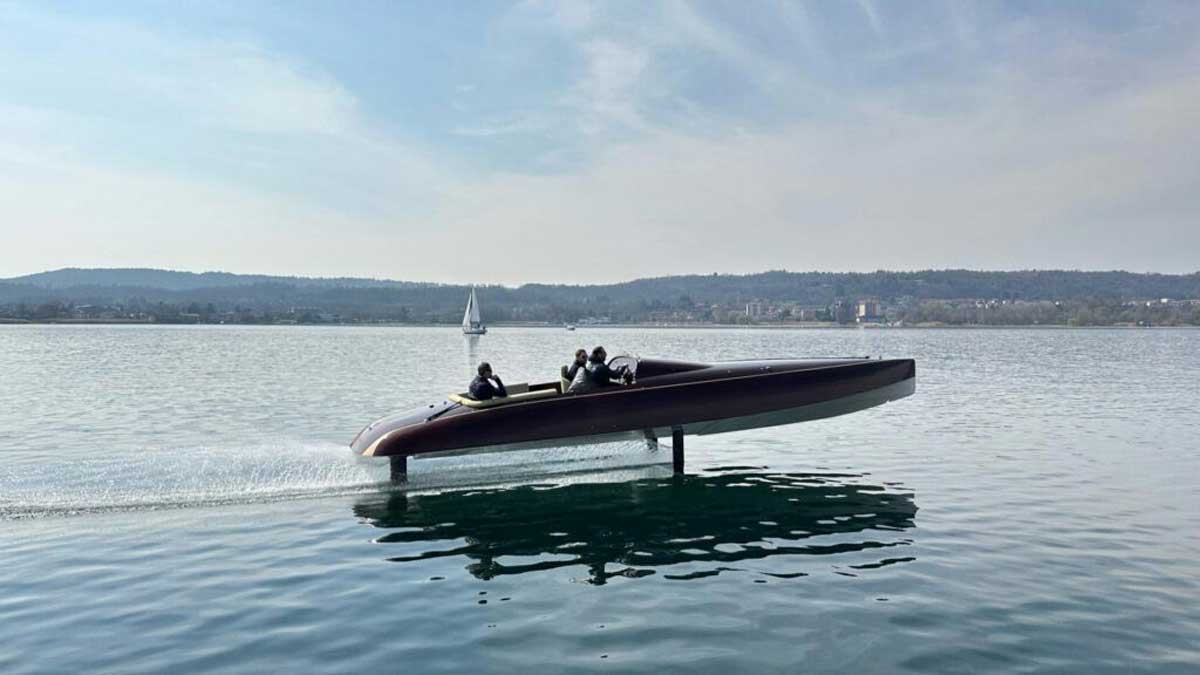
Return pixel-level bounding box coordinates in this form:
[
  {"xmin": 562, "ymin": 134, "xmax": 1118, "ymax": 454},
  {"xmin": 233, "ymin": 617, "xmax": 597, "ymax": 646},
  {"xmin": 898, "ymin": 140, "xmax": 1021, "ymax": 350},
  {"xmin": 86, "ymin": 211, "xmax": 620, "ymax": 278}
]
[{"xmin": 354, "ymin": 470, "xmax": 917, "ymax": 584}]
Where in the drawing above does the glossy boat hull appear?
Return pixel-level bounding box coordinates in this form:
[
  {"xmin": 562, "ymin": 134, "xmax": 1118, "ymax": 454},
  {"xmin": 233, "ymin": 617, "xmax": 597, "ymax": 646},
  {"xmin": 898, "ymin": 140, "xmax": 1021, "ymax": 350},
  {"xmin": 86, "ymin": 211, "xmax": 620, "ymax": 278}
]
[{"xmin": 351, "ymin": 357, "xmax": 915, "ymax": 460}]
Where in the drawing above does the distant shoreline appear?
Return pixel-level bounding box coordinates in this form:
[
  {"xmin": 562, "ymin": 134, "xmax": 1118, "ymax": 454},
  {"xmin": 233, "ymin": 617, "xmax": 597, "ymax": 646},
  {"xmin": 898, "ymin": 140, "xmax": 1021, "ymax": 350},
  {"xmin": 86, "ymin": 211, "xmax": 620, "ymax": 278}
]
[
  {"xmin": 2, "ymin": 319, "xmax": 1195, "ymax": 330},
  {"xmin": 5, "ymin": 268, "xmax": 1199, "ymax": 329}
]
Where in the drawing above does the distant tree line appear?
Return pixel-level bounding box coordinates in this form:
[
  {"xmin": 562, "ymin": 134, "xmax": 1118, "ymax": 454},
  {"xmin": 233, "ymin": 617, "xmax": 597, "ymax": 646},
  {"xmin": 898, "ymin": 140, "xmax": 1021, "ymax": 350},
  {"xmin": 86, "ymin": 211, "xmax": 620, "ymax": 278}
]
[
  {"xmin": 1, "ymin": 268, "xmax": 1199, "ymax": 326},
  {"xmin": 899, "ymin": 300, "xmax": 1200, "ymax": 327}
]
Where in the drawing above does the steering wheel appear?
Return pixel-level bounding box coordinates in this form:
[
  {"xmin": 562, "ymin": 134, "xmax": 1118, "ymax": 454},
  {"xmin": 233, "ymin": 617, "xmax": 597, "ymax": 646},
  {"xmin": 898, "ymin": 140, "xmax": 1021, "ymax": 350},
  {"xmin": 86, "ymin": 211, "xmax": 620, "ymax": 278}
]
[{"xmin": 608, "ymin": 355, "xmax": 638, "ymax": 384}]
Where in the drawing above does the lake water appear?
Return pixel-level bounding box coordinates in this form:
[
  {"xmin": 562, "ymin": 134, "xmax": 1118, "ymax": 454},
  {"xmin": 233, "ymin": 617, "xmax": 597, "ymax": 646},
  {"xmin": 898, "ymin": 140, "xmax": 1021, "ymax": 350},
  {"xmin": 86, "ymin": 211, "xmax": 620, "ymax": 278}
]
[{"xmin": 1, "ymin": 325, "xmax": 1198, "ymax": 673}]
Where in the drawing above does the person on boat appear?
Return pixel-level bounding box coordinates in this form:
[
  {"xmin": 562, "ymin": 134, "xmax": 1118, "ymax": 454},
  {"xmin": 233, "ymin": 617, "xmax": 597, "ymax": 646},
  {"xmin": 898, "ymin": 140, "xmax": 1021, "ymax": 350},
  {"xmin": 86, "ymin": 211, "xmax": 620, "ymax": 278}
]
[
  {"xmin": 561, "ymin": 349, "xmax": 587, "ymax": 383},
  {"xmin": 469, "ymin": 362, "xmax": 507, "ymax": 401},
  {"xmin": 568, "ymin": 346, "xmax": 631, "ymax": 393}
]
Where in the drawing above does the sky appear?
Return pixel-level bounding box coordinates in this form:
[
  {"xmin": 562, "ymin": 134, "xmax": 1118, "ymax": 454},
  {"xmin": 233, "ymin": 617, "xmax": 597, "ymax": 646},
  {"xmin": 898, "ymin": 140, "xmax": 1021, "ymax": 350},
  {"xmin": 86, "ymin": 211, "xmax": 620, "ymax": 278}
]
[{"xmin": 1, "ymin": 1, "xmax": 1197, "ymax": 285}]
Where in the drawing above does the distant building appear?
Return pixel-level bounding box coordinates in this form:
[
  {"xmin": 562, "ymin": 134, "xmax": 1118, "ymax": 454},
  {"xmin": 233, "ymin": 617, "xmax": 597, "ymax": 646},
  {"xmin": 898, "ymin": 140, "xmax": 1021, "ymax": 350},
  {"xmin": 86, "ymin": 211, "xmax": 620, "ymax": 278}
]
[
  {"xmin": 745, "ymin": 302, "xmax": 764, "ymax": 318},
  {"xmin": 792, "ymin": 305, "xmax": 826, "ymax": 321},
  {"xmin": 833, "ymin": 300, "xmax": 856, "ymax": 324},
  {"xmin": 856, "ymin": 299, "xmax": 883, "ymax": 323}
]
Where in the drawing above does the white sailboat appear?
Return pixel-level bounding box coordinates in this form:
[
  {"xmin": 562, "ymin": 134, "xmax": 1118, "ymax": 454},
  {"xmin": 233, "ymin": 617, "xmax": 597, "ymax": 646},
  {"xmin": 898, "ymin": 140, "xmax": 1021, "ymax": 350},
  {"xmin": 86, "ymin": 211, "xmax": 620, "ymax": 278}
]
[{"xmin": 462, "ymin": 287, "xmax": 487, "ymax": 335}]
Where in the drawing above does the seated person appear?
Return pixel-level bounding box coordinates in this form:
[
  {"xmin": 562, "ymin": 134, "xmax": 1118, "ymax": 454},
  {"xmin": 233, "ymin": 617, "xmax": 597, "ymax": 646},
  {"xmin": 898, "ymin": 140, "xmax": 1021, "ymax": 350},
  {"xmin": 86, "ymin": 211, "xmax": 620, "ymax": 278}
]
[
  {"xmin": 561, "ymin": 349, "xmax": 587, "ymax": 383},
  {"xmin": 568, "ymin": 346, "xmax": 630, "ymax": 393},
  {"xmin": 469, "ymin": 362, "xmax": 507, "ymax": 401}
]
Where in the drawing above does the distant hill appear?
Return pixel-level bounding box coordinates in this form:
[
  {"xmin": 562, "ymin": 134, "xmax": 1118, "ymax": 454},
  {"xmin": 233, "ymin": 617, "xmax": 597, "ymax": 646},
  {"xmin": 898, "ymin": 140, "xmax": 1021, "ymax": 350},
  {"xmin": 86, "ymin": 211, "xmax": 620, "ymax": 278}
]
[
  {"xmin": 4, "ymin": 267, "xmax": 426, "ymax": 291},
  {"xmin": 2, "ymin": 267, "xmax": 1199, "ymax": 324},
  {"xmin": 10, "ymin": 267, "xmax": 1199, "ymax": 301}
]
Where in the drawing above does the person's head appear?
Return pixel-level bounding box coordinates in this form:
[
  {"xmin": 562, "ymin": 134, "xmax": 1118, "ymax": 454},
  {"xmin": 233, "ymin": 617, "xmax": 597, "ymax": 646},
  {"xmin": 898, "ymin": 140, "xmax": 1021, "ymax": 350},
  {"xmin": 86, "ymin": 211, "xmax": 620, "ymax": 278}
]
[
  {"xmin": 590, "ymin": 346, "xmax": 607, "ymax": 363},
  {"xmin": 574, "ymin": 349, "xmax": 587, "ymax": 364},
  {"xmin": 477, "ymin": 362, "xmax": 492, "ymax": 378}
]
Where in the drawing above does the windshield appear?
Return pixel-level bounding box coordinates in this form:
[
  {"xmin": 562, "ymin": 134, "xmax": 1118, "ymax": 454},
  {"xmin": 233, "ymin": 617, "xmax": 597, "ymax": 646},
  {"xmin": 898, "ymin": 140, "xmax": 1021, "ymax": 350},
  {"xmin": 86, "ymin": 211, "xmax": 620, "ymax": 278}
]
[{"xmin": 608, "ymin": 355, "xmax": 638, "ymax": 378}]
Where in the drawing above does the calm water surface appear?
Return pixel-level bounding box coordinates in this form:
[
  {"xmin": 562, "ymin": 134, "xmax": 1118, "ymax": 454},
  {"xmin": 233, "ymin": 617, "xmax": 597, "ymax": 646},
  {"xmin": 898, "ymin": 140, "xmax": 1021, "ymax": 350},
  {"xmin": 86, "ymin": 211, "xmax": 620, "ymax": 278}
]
[{"xmin": 1, "ymin": 326, "xmax": 1198, "ymax": 673}]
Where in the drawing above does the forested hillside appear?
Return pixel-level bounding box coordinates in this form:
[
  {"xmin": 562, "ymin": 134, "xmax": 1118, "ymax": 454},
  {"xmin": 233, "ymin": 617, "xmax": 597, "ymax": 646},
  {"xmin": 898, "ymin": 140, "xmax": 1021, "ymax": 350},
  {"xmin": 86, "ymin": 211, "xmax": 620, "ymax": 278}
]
[{"xmin": 2, "ymin": 268, "xmax": 1198, "ymax": 325}]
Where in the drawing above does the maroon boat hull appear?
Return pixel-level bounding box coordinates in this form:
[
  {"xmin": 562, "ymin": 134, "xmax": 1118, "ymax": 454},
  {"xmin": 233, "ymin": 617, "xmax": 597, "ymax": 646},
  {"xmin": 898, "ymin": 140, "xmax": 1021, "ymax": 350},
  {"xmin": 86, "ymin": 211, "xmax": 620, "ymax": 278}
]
[{"xmin": 351, "ymin": 357, "xmax": 916, "ymax": 459}]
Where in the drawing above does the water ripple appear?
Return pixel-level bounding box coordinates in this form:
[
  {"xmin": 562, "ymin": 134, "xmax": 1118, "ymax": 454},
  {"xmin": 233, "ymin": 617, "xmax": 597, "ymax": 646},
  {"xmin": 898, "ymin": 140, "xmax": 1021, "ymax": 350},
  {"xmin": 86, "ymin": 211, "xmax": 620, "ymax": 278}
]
[{"xmin": 355, "ymin": 470, "xmax": 918, "ymax": 584}]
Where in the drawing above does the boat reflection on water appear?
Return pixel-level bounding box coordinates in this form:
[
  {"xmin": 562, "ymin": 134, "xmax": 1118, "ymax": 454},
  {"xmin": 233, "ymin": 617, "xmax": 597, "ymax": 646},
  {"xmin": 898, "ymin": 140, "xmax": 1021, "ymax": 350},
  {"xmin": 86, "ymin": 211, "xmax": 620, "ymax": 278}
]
[{"xmin": 353, "ymin": 470, "xmax": 918, "ymax": 584}]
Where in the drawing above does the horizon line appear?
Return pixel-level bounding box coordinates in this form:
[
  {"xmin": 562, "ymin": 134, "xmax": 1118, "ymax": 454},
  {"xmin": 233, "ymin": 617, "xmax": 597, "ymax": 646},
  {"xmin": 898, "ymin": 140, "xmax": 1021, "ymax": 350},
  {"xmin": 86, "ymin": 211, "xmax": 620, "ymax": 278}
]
[{"xmin": 2, "ymin": 265, "xmax": 1198, "ymax": 290}]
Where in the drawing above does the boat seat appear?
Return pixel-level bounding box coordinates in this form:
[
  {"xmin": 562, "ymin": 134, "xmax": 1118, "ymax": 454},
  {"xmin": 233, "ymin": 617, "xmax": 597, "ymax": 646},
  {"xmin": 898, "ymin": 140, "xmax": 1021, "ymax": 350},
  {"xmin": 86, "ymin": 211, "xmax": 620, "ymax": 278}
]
[{"xmin": 448, "ymin": 386, "xmax": 558, "ymax": 409}]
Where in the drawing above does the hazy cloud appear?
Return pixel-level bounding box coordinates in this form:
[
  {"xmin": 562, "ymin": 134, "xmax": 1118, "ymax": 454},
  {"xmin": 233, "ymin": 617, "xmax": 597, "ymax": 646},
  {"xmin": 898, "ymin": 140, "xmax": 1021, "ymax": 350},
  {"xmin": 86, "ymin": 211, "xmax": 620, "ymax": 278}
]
[{"xmin": 1, "ymin": 1, "xmax": 1197, "ymax": 283}]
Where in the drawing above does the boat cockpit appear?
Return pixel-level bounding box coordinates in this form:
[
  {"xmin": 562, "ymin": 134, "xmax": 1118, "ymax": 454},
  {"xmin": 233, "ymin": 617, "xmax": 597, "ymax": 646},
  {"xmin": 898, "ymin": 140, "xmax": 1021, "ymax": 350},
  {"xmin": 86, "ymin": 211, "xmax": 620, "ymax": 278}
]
[
  {"xmin": 448, "ymin": 381, "xmax": 562, "ymax": 408},
  {"xmin": 447, "ymin": 356, "xmax": 710, "ymax": 409}
]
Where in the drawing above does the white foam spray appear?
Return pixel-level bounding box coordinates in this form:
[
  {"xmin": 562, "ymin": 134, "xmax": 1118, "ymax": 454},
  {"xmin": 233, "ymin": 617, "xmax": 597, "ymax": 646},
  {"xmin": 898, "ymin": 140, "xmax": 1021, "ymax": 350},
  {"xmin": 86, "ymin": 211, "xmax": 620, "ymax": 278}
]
[{"xmin": 0, "ymin": 439, "xmax": 667, "ymax": 520}]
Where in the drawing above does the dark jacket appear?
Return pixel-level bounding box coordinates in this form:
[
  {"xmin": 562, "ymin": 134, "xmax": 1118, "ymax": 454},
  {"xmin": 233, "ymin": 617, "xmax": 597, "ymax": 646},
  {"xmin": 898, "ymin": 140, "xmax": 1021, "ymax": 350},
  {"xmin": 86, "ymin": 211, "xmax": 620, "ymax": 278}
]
[
  {"xmin": 566, "ymin": 365, "xmax": 590, "ymax": 393},
  {"xmin": 561, "ymin": 362, "xmax": 584, "ymax": 382},
  {"xmin": 585, "ymin": 361, "xmax": 625, "ymax": 388},
  {"xmin": 566, "ymin": 360, "xmax": 628, "ymax": 394},
  {"xmin": 469, "ymin": 375, "xmax": 507, "ymax": 400}
]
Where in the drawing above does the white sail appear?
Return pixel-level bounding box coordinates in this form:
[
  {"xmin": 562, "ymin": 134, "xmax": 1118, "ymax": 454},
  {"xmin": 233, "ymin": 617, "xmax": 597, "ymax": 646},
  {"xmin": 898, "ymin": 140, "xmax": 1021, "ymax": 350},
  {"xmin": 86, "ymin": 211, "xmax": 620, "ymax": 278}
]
[
  {"xmin": 462, "ymin": 287, "xmax": 486, "ymax": 334},
  {"xmin": 469, "ymin": 288, "xmax": 481, "ymax": 324},
  {"xmin": 462, "ymin": 288, "xmax": 475, "ymax": 328}
]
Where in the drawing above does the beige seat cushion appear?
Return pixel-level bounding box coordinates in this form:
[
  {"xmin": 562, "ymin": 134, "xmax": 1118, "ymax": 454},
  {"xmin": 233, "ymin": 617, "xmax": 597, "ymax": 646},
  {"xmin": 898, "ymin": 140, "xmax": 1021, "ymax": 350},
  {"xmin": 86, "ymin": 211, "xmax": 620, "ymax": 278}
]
[{"xmin": 448, "ymin": 387, "xmax": 557, "ymax": 408}]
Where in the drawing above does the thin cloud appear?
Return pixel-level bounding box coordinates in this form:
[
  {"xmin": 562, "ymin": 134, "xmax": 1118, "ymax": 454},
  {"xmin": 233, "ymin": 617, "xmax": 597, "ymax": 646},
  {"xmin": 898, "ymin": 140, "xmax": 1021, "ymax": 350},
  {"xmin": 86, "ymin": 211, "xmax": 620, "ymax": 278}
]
[
  {"xmin": 1, "ymin": 2, "xmax": 1197, "ymax": 282},
  {"xmin": 567, "ymin": 39, "xmax": 651, "ymax": 134},
  {"xmin": 434, "ymin": 46, "xmax": 1200, "ymax": 283},
  {"xmin": 451, "ymin": 118, "xmax": 542, "ymax": 137},
  {"xmin": 0, "ymin": 5, "xmax": 450, "ymax": 231},
  {"xmin": 857, "ymin": 0, "xmax": 885, "ymax": 38}
]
